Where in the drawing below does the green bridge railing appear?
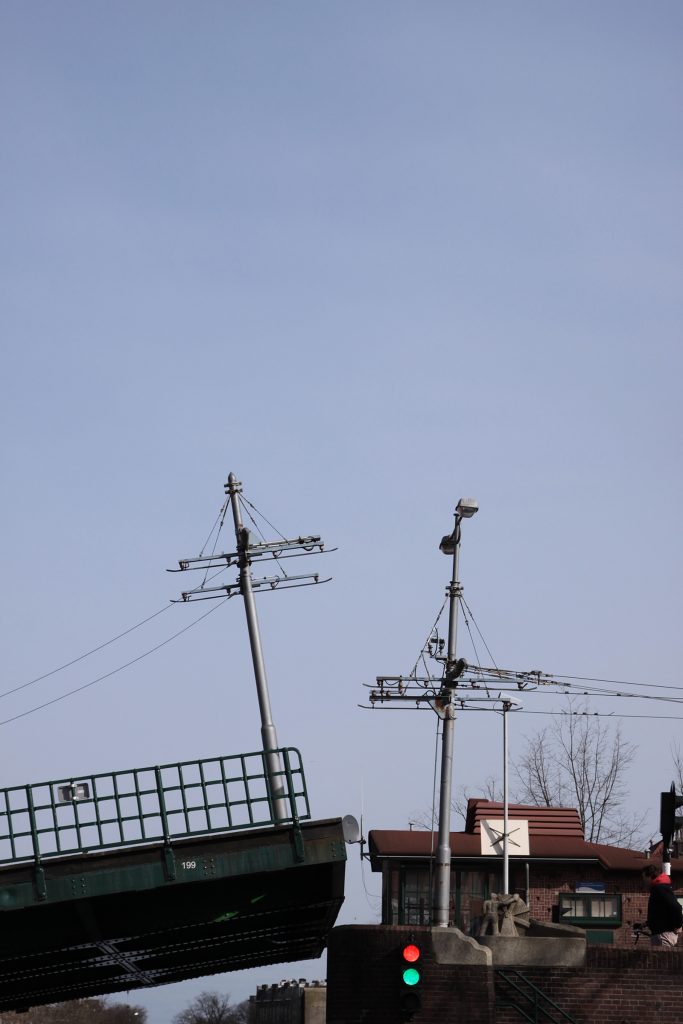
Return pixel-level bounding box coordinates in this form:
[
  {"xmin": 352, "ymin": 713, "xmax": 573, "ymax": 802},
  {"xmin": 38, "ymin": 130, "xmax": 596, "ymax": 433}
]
[{"xmin": 0, "ymin": 747, "xmax": 310, "ymax": 865}]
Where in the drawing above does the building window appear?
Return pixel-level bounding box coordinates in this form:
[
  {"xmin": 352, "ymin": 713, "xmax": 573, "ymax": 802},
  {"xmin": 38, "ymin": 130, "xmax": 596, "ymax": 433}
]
[
  {"xmin": 558, "ymin": 893, "xmax": 622, "ymax": 927},
  {"xmin": 457, "ymin": 870, "xmax": 500, "ymax": 934},
  {"xmin": 401, "ymin": 868, "xmax": 432, "ymax": 926},
  {"xmin": 390, "ymin": 865, "xmax": 501, "ymax": 931}
]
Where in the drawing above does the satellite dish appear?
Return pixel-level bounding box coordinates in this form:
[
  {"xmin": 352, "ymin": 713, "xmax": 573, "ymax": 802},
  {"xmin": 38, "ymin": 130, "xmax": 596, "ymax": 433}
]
[{"xmin": 342, "ymin": 814, "xmax": 361, "ymax": 844}]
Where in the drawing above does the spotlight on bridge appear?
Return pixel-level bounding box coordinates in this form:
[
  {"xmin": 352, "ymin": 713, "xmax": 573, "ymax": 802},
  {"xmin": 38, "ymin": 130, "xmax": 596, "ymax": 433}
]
[{"xmin": 57, "ymin": 782, "xmax": 91, "ymax": 803}]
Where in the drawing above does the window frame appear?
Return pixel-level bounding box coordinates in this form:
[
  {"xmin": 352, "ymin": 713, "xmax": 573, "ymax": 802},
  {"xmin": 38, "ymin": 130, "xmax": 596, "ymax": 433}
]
[{"xmin": 558, "ymin": 892, "xmax": 622, "ymax": 928}]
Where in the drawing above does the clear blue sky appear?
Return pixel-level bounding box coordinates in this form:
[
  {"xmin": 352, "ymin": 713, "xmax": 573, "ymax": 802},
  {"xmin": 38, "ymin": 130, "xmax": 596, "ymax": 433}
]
[{"xmin": 1, "ymin": 2, "xmax": 682, "ymax": 1020}]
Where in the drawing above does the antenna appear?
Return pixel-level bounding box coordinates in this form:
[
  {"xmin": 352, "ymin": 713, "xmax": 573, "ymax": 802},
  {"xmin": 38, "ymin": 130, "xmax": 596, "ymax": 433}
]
[{"xmin": 171, "ymin": 472, "xmax": 333, "ymax": 823}]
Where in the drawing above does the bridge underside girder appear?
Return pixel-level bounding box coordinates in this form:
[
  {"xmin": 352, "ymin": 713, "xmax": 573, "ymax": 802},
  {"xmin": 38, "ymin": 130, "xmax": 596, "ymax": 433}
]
[{"xmin": 0, "ymin": 818, "xmax": 346, "ymax": 1010}]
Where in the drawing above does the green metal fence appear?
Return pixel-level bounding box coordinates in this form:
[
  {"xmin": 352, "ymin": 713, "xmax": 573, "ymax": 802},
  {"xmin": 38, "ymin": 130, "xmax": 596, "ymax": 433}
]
[{"xmin": 0, "ymin": 747, "xmax": 310, "ymax": 865}]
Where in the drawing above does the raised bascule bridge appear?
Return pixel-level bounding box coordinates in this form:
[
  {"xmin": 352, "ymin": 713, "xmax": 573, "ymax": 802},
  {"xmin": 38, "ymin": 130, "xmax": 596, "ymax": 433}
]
[
  {"xmin": 0, "ymin": 473, "xmax": 348, "ymax": 1011},
  {"xmin": 0, "ymin": 748, "xmax": 347, "ymax": 1010}
]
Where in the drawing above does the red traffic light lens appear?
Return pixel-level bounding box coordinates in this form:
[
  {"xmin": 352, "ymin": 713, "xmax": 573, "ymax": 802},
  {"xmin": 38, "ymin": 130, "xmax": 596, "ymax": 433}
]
[{"xmin": 402, "ymin": 944, "xmax": 421, "ymax": 963}]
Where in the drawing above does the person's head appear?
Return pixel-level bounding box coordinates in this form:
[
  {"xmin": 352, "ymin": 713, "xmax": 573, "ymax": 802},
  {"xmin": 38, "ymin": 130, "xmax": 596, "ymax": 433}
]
[{"xmin": 642, "ymin": 863, "xmax": 662, "ymax": 884}]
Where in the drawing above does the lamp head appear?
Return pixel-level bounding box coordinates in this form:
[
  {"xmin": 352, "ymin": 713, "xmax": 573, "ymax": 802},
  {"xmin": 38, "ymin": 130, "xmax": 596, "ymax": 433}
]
[{"xmin": 456, "ymin": 497, "xmax": 478, "ymax": 519}]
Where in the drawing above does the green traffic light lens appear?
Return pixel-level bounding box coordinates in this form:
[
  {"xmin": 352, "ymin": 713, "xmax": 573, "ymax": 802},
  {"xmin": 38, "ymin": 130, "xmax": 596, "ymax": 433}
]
[{"xmin": 402, "ymin": 967, "xmax": 420, "ymax": 986}]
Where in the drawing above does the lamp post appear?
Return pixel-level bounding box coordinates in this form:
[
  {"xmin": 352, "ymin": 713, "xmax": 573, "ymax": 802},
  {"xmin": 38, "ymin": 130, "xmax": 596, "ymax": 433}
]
[
  {"xmin": 433, "ymin": 498, "xmax": 478, "ymax": 927},
  {"xmin": 498, "ymin": 692, "xmax": 522, "ymax": 895}
]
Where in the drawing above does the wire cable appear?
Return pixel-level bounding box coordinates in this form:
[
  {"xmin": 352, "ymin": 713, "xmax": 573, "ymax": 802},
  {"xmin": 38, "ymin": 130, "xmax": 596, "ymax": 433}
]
[
  {"xmin": 409, "ymin": 597, "xmax": 448, "ymax": 679},
  {"xmin": 553, "ymin": 673, "xmax": 683, "ymax": 692},
  {"xmin": 0, "ymin": 599, "xmax": 227, "ymax": 728},
  {"xmin": 457, "ymin": 705, "xmax": 683, "ymax": 722},
  {"xmin": 0, "ymin": 604, "xmax": 174, "ymax": 701},
  {"xmin": 180, "ymin": 564, "xmax": 232, "ymax": 599},
  {"xmin": 240, "ymin": 494, "xmax": 288, "ymax": 542},
  {"xmin": 198, "ymin": 500, "xmax": 229, "ymax": 558},
  {"xmin": 460, "ymin": 597, "xmax": 500, "ymax": 673},
  {"xmin": 240, "ymin": 493, "xmax": 288, "ymax": 581},
  {"xmin": 458, "ymin": 598, "xmax": 490, "ymax": 696},
  {"xmin": 201, "ymin": 499, "xmax": 230, "ymax": 587},
  {"xmin": 553, "ymin": 679, "xmax": 683, "ymax": 706}
]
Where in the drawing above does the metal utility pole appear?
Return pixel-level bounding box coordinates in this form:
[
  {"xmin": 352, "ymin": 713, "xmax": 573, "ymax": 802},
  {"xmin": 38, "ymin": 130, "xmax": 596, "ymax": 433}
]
[
  {"xmin": 433, "ymin": 498, "xmax": 478, "ymax": 927},
  {"xmin": 172, "ymin": 472, "xmax": 332, "ymax": 826},
  {"xmin": 365, "ymin": 500, "xmax": 576, "ymax": 918},
  {"xmin": 498, "ymin": 693, "xmax": 522, "ymax": 894},
  {"xmin": 226, "ymin": 473, "xmax": 286, "ymax": 822},
  {"xmin": 503, "ymin": 697, "xmax": 510, "ymax": 895},
  {"xmin": 494, "ymin": 693, "xmax": 520, "ymax": 895}
]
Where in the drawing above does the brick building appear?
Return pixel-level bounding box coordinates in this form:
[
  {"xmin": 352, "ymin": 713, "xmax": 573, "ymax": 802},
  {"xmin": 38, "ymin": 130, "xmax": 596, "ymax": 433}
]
[
  {"xmin": 248, "ymin": 980, "xmax": 326, "ymax": 1024},
  {"xmin": 369, "ymin": 799, "xmax": 683, "ymax": 947}
]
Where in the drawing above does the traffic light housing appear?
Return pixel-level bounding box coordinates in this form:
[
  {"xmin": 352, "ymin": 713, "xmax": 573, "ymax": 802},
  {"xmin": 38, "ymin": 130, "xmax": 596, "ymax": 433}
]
[
  {"xmin": 660, "ymin": 783, "xmax": 683, "ymax": 847},
  {"xmin": 399, "ymin": 942, "xmax": 422, "ymax": 1018}
]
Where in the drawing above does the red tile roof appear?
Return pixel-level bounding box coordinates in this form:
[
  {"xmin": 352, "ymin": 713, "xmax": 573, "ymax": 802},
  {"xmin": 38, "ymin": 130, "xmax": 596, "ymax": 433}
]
[
  {"xmin": 368, "ymin": 799, "xmax": 683, "ymax": 873},
  {"xmin": 465, "ymin": 799, "xmax": 584, "ymax": 839},
  {"xmin": 367, "ymin": 828, "xmax": 669, "ymax": 872},
  {"xmin": 370, "ymin": 794, "xmax": 683, "ymax": 876}
]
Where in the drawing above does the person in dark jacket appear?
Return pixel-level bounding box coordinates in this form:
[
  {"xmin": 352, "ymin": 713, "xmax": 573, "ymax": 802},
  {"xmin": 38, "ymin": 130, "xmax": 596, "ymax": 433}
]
[{"xmin": 643, "ymin": 863, "xmax": 683, "ymax": 946}]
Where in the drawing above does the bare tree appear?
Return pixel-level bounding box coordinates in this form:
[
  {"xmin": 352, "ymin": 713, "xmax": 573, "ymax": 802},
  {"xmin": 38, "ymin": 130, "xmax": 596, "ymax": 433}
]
[
  {"xmin": 410, "ymin": 776, "xmax": 502, "ymax": 831},
  {"xmin": 1, "ymin": 998, "xmax": 147, "ymax": 1023},
  {"xmin": 514, "ymin": 702, "xmax": 644, "ymax": 846},
  {"xmin": 173, "ymin": 991, "xmax": 248, "ymax": 1024}
]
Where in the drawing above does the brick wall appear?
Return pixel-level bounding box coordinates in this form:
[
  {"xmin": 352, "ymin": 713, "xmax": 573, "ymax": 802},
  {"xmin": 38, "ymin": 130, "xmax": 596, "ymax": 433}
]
[
  {"xmin": 522, "ymin": 865, "xmax": 673, "ymax": 948},
  {"xmin": 495, "ymin": 948, "xmax": 683, "ymax": 1024},
  {"xmin": 327, "ymin": 925, "xmax": 493, "ymax": 1024}
]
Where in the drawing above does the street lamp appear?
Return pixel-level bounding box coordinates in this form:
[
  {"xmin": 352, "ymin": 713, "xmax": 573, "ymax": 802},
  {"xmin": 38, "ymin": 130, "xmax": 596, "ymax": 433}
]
[{"xmin": 433, "ymin": 497, "xmax": 478, "ymax": 928}]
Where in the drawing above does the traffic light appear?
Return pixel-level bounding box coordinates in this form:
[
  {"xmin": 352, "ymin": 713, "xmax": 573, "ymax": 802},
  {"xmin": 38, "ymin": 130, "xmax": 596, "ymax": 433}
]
[
  {"xmin": 660, "ymin": 783, "xmax": 683, "ymax": 846},
  {"xmin": 399, "ymin": 942, "xmax": 422, "ymax": 1017}
]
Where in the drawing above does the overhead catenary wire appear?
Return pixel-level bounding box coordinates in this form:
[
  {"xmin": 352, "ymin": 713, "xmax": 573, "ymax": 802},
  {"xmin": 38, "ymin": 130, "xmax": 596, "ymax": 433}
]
[
  {"xmin": 181, "ymin": 563, "xmax": 232, "ymax": 599},
  {"xmin": 400, "ymin": 586, "xmax": 683, "ymax": 706},
  {"xmin": 544, "ymin": 679, "xmax": 683, "ymax": 706},
  {"xmin": 0, "ymin": 603, "xmax": 174, "ymax": 701},
  {"xmin": 554, "ymin": 674, "xmax": 683, "ymax": 693},
  {"xmin": 0, "ymin": 599, "xmax": 228, "ymax": 728},
  {"xmin": 497, "ymin": 708, "xmax": 683, "ymax": 722},
  {"xmin": 371, "ymin": 680, "xmax": 683, "ymax": 708},
  {"xmin": 361, "ymin": 703, "xmax": 683, "ymax": 721}
]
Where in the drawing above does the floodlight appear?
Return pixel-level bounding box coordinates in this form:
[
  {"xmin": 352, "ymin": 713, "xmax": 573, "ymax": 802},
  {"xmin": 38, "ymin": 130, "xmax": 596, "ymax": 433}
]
[
  {"xmin": 57, "ymin": 782, "xmax": 90, "ymax": 803},
  {"xmin": 439, "ymin": 533, "xmax": 455, "ymax": 555},
  {"xmin": 456, "ymin": 497, "xmax": 478, "ymax": 518}
]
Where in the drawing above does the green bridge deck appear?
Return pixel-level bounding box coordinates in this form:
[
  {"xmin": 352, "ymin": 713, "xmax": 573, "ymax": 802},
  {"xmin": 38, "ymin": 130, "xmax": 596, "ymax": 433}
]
[{"xmin": 0, "ymin": 750, "xmax": 347, "ymax": 1011}]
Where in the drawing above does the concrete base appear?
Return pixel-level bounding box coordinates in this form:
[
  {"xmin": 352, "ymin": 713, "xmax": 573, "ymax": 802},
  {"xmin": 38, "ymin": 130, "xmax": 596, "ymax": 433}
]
[
  {"xmin": 478, "ymin": 935, "xmax": 586, "ymax": 967},
  {"xmin": 477, "ymin": 919, "xmax": 586, "ymax": 967},
  {"xmin": 431, "ymin": 927, "xmax": 493, "ymax": 965}
]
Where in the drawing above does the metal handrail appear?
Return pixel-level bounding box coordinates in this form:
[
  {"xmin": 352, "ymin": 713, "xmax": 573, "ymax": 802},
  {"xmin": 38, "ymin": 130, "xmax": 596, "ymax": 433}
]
[
  {"xmin": 495, "ymin": 970, "xmax": 578, "ymax": 1024},
  {"xmin": 0, "ymin": 747, "xmax": 310, "ymax": 865}
]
